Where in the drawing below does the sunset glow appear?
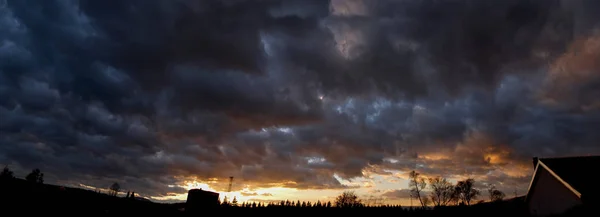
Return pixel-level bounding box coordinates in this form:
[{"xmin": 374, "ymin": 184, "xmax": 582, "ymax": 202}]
[{"xmin": 2, "ymin": 0, "xmax": 600, "ymax": 208}]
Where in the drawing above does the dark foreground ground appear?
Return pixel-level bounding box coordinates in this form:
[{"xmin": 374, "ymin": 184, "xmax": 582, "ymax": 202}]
[{"xmin": 0, "ymin": 178, "xmax": 594, "ymax": 217}]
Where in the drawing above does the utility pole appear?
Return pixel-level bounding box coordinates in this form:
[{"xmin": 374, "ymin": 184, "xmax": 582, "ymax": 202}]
[{"xmin": 228, "ymin": 176, "xmax": 234, "ymax": 193}]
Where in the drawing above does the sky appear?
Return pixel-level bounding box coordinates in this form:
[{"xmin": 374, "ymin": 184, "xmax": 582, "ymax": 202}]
[{"xmin": 1, "ymin": 0, "xmax": 600, "ymax": 206}]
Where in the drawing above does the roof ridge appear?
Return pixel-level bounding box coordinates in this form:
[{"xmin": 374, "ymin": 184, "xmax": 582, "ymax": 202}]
[
  {"xmin": 539, "ymin": 155, "xmax": 600, "ymax": 160},
  {"xmin": 537, "ymin": 161, "xmax": 582, "ymax": 198}
]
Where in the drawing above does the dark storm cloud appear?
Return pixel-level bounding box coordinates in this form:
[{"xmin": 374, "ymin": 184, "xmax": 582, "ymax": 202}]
[
  {"xmin": 2, "ymin": 0, "xmax": 600, "ymax": 200},
  {"xmin": 270, "ymin": 0, "xmax": 590, "ymax": 97}
]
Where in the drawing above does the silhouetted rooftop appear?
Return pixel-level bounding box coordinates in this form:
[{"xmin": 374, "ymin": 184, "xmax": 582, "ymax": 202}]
[
  {"xmin": 539, "ymin": 156, "xmax": 600, "ymax": 197},
  {"xmin": 188, "ymin": 188, "xmax": 219, "ymax": 196}
]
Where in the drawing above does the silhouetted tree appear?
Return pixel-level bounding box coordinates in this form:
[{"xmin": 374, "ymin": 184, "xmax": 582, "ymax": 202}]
[
  {"xmin": 222, "ymin": 196, "xmax": 229, "ymax": 206},
  {"xmin": 316, "ymin": 200, "xmax": 322, "ymax": 207},
  {"xmin": 455, "ymin": 178, "xmax": 480, "ymax": 205},
  {"xmin": 428, "ymin": 176, "xmax": 454, "ymax": 206},
  {"xmin": 326, "ymin": 201, "xmax": 332, "ymax": 208},
  {"xmin": 487, "ymin": 184, "xmax": 505, "ymax": 202},
  {"xmin": 109, "ymin": 182, "xmax": 120, "ymax": 196},
  {"xmin": 131, "ymin": 191, "xmax": 135, "ymax": 199},
  {"xmin": 409, "ymin": 171, "xmax": 427, "ymax": 208},
  {"xmin": 25, "ymin": 168, "xmax": 43, "ymax": 184},
  {"xmin": 232, "ymin": 196, "xmax": 238, "ymax": 206},
  {"xmin": 335, "ymin": 191, "xmax": 363, "ymax": 208},
  {"xmin": 449, "ymin": 187, "xmax": 460, "ymax": 205},
  {"xmin": 0, "ymin": 166, "xmax": 14, "ymax": 180}
]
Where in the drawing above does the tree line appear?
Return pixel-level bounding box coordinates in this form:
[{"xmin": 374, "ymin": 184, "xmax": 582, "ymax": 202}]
[
  {"xmin": 409, "ymin": 170, "xmax": 505, "ymax": 208},
  {"xmin": 1, "ymin": 166, "xmax": 44, "ymax": 184},
  {"xmin": 220, "ymin": 197, "xmax": 332, "ymax": 208},
  {"xmin": 219, "ymin": 191, "xmax": 401, "ymax": 209}
]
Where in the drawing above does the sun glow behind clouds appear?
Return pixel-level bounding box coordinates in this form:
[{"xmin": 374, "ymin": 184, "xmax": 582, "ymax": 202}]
[
  {"xmin": 151, "ymin": 180, "xmax": 327, "ymax": 203},
  {"xmin": 149, "ymin": 171, "xmax": 412, "ymax": 204}
]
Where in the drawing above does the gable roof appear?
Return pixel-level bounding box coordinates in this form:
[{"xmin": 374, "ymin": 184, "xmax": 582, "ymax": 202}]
[
  {"xmin": 526, "ymin": 156, "xmax": 600, "ymax": 200},
  {"xmin": 540, "ymin": 156, "xmax": 600, "ymax": 197}
]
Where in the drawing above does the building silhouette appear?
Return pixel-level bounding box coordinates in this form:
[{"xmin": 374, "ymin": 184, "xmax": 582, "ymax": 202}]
[
  {"xmin": 526, "ymin": 156, "xmax": 600, "ymax": 216},
  {"xmin": 186, "ymin": 188, "xmax": 220, "ymax": 213}
]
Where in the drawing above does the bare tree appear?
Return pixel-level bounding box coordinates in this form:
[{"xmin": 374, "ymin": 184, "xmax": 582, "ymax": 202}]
[
  {"xmin": 428, "ymin": 176, "xmax": 454, "ymax": 206},
  {"xmin": 488, "ymin": 184, "xmax": 506, "ymax": 202},
  {"xmin": 335, "ymin": 191, "xmax": 363, "ymax": 208},
  {"xmin": 109, "ymin": 182, "xmax": 120, "ymax": 196},
  {"xmin": 449, "ymin": 188, "xmax": 460, "ymax": 205},
  {"xmin": 409, "ymin": 170, "xmax": 427, "ymax": 208},
  {"xmin": 455, "ymin": 178, "xmax": 480, "ymax": 205}
]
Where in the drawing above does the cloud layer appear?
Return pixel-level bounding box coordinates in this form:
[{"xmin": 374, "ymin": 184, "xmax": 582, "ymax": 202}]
[{"xmin": 2, "ymin": 0, "xmax": 600, "ymax": 200}]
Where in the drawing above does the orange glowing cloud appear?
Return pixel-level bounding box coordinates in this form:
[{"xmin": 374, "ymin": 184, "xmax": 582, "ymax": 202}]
[
  {"xmin": 419, "ymin": 153, "xmax": 451, "ymax": 161},
  {"xmin": 549, "ymin": 34, "xmax": 600, "ymax": 79}
]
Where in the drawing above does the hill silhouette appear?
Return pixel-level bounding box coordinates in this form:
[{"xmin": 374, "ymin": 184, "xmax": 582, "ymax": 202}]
[{"xmin": 0, "ymin": 178, "xmax": 180, "ymax": 215}]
